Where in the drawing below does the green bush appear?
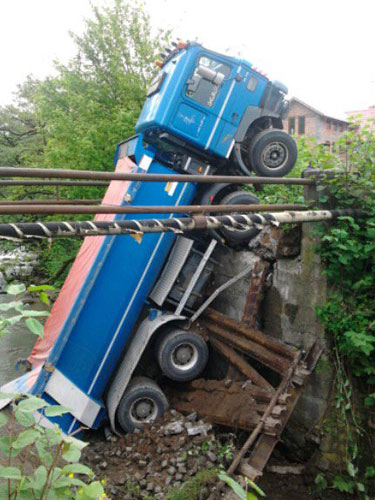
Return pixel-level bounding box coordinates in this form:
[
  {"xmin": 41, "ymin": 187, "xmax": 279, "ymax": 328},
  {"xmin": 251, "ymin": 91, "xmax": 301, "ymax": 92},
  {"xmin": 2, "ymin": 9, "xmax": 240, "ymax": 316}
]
[
  {"xmin": 298, "ymin": 118, "xmax": 375, "ymax": 497},
  {"xmin": 0, "ymin": 396, "xmax": 108, "ymax": 500},
  {"xmin": 314, "ymin": 119, "xmax": 375, "ymax": 383},
  {"xmin": 0, "ymin": 285, "xmax": 109, "ymax": 499}
]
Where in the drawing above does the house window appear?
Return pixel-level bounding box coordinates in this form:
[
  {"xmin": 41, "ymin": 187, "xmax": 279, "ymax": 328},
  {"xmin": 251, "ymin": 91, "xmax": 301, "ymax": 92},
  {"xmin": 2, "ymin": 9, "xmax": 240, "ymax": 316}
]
[
  {"xmin": 327, "ymin": 119, "xmax": 331, "ymax": 129},
  {"xmin": 288, "ymin": 117, "xmax": 295, "ymax": 134},
  {"xmin": 298, "ymin": 116, "xmax": 305, "ymax": 135}
]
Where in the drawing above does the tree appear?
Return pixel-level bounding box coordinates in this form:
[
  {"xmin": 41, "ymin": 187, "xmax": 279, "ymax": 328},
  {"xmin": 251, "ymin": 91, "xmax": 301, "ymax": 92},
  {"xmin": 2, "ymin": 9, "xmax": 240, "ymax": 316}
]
[
  {"xmin": 35, "ymin": 0, "xmax": 170, "ymax": 176},
  {"xmin": 0, "ymin": 0, "xmax": 171, "ymax": 282},
  {"xmin": 0, "ymin": 78, "xmax": 44, "ymax": 169}
]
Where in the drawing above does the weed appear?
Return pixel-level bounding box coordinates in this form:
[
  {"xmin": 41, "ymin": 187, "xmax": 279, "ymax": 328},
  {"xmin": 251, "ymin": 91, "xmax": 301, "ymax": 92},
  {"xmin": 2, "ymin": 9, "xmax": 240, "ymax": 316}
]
[{"xmin": 165, "ymin": 468, "xmax": 218, "ymax": 500}]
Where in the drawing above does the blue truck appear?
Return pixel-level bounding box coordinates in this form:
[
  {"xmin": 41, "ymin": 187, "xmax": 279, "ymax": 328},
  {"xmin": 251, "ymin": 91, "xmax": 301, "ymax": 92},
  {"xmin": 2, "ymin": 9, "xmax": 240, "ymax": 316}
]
[{"xmin": 2, "ymin": 41, "xmax": 296, "ymax": 435}]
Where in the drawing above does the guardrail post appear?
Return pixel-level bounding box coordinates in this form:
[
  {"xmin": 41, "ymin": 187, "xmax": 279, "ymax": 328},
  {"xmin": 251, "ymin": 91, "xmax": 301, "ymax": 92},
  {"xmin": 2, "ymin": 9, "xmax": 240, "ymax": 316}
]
[{"xmin": 302, "ymin": 167, "xmax": 319, "ymax": 203}]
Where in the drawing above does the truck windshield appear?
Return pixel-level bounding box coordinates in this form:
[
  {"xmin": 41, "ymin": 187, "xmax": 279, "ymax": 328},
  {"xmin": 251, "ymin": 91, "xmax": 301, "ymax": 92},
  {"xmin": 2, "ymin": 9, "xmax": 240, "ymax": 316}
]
[{"xmin": 186, "ymin": 56, "xmax": 231, "ymax": 108}]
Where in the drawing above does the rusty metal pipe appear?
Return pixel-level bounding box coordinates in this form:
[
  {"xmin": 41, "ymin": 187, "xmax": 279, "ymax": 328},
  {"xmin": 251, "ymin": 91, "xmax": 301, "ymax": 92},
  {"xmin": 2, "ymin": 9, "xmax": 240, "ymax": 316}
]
[
  {"xmin": 0, "ymin": 180, "xmax": 109, "ymax": 187},
  {"xmin": 0, "ymin": 203, "xmax": 305, "ymax": 215},
  {"xmin": 0, "ymin": 199, "xmax": 102, "ymax": 206},
  {"xmin": 0, "ymin": 167, "xmax": 315, "ymax": 185}
]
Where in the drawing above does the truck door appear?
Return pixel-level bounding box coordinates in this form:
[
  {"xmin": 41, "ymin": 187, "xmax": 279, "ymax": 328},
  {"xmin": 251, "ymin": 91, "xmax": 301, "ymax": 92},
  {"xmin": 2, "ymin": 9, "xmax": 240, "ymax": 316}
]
[{"xmin": 171, "ymin": 53, "xmax": 233, "ymax": 154}]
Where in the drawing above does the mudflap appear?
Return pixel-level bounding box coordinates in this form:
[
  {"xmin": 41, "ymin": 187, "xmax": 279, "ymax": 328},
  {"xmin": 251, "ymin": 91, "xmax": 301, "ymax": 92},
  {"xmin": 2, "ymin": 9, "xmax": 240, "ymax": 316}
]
[{"xmin": 106, "ymin": 312, "xmax": 186, "ymax": 434}]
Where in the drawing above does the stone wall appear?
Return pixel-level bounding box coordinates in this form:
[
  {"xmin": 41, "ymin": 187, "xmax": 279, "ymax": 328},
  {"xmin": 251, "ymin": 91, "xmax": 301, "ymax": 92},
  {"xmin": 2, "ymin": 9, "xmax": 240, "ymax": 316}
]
[
  {"xmin": 211, "ymin": 222, "xmax": 335, "ymax": 455},
  {"xmin": 262, "ymin": 223, "xmax": 334, "ymax": 438}
]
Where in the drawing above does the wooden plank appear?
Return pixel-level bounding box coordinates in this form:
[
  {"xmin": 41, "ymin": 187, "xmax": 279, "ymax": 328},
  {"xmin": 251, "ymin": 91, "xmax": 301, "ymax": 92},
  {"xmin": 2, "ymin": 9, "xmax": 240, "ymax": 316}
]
[
  {"xmin": 204, "ymin": 321, "xmax": 290, "ymax": 374},
  {"xmin": 205, "ymin": 308, "xmax": 296, "ymax": 360},
  {"xmin": 209, "ymin": 337, "xmax": 274, "ymax": 391}
]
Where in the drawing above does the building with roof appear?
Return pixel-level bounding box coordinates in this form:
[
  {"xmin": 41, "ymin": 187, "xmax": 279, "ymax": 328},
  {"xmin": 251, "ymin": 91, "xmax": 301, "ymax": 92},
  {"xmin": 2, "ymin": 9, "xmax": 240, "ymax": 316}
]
[
  {"xmin": 283, "ymin": 97, "xmax": 349, "ymax": 147},
  {"xmin": 345, "ymin": 105, "xmax": 375, "ymax": 129}
]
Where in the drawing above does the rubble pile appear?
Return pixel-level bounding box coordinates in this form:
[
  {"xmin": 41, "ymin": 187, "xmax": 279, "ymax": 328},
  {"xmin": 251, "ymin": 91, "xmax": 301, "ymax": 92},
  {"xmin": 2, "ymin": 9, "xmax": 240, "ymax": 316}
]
[{"xmin": 82, "ymin": 410, "xmax": 225, "ymax": 499}]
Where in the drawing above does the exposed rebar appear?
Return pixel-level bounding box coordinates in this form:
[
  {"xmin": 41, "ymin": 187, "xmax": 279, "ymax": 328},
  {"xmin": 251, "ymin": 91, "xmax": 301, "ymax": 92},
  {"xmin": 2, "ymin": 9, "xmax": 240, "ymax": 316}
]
[{"xmin": 0, "ymin": 209, "xmax": 363, "ymax": 240}]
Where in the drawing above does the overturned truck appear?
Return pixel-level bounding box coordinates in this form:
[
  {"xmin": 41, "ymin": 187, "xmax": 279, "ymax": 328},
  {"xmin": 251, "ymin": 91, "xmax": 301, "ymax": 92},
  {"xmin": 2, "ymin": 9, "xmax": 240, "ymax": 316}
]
[{"xmin": 1, "ymin": 43, "xmax": 317, "ymax": 477}]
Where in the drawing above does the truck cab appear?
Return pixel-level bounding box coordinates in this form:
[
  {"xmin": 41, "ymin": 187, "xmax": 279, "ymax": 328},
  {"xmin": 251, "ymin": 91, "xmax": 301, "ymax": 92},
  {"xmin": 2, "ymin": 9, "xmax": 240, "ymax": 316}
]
[{"xmin": 136, "ymin": 41, "xmax": 296, "ymax": 177}]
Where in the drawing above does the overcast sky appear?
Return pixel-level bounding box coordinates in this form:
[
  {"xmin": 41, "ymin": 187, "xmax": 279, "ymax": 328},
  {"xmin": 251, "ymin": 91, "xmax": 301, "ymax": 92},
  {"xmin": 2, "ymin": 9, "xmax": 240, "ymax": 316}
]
[{"xmin": 0, "ymin": 0, "xmax": 374, "ymax": 119}]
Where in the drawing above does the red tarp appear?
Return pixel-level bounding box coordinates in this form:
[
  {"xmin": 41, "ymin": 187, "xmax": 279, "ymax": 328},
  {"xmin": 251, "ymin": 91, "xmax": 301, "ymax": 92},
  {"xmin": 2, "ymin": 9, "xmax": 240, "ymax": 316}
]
[{"xmin": 28, "ymin": 158, "xmax": 134, "ymax": 369}]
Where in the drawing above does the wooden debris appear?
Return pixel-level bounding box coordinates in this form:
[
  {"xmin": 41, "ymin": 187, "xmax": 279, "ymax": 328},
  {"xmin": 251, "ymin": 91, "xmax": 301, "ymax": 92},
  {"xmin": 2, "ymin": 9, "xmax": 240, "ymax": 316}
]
[
  {"xmin": 205, "ymin": 308, "xmax": 296, "ymax": 360},
  {"xmin": 208, "ymin": 337, "xmax": 274, "ymax": 391},
  {"xmin": 204, "ymin": 320, "xmax": 290, "ymax": 374}
]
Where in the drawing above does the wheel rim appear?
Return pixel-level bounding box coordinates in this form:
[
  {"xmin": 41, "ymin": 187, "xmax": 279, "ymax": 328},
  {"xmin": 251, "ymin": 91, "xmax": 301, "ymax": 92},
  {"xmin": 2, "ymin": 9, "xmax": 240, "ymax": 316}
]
[
  {"xmin": 171, "ymin": 342, "xmax": 199, "ymax": 372},
  {"xmin": 262, "ymin": 142, "xmax": 288, "ymax": 169},
  {"xmin": 130, "ymin": 397, "xmax": 158, "ymax": 424}
]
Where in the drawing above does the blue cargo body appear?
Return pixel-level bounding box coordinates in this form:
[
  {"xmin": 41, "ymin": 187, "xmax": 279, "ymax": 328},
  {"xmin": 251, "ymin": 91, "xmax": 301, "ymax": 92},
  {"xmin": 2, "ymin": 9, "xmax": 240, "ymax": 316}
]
[{"xmin": 31, "ymin": 137, "xmax": 196, "ymax": 434}]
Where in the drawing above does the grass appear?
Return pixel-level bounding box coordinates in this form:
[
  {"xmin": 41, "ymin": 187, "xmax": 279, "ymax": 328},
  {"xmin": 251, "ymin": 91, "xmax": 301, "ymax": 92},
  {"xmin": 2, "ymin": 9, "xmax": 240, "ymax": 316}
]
[{"xmin": 165, "ymin": 468, "xmax": 218, "ymax": 500}]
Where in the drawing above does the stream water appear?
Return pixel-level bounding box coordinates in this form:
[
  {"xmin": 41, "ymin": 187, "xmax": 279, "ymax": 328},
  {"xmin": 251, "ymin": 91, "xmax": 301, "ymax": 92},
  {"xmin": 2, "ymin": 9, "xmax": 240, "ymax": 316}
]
[
  {"xmin": 0, "ymin": 294, "xmax": 37, "ymax": 387},
  {"xmin": 0, "ymin": 246, "xmax": 40, "ymax": 386}
]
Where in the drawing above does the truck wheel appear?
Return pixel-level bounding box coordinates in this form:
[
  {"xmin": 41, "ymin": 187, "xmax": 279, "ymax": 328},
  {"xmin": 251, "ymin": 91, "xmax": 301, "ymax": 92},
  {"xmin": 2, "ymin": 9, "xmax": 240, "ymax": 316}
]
[
  {"xmin": 157, "ymin": 330, "xmax": 208, "ymax": 382},
  {"xmin": 218, "ymin": 190, "xmax": 260, "ymax": 246},
  {"xmin": 116, "ymin": 377, "xmax": 168, "ymax": 433},
  {"xmin": 249, "ymin": 129, "xmax": 297, "ymax": 177}
]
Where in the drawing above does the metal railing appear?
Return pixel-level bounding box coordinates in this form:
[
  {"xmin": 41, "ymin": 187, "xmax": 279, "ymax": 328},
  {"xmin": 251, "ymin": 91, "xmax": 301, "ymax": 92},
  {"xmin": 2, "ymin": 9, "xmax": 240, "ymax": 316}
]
[
  {"xmin": 0, "ymin": 166, "xmax": 362, "ymax": 242},
  {"xmin": 0, "ymin": 167, "xmax": 314, "ymax": 185},
  {"xmin": 0, "ymin": 209, "xmax": 363, "ymax": 240}
]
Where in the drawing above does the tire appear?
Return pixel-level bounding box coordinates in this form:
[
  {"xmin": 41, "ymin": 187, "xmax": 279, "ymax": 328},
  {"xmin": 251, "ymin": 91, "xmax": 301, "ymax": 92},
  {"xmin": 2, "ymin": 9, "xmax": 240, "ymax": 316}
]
[
  {"xmin": 218, "ymin": 190, "xmax": 260, "ymax": 245},
  {"xmin": 196, "ymin": 184, "xmax": 238, "ymax": 244},
  {"xmin": 157, "ymin": 330, "xmax": 208, "ymax": 382},
  {"xmin": 249, "ymin": 129, "xmax": 297, "ymax": 177},
  {"xmin": 116, "ymin": 377, "xmax": 168, "ymax": 433}
]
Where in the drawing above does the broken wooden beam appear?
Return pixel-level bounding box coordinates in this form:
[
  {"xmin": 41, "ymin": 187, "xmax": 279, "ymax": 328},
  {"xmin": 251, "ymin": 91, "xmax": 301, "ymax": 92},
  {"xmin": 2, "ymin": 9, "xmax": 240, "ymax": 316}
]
[
  {"xmin": 171, "ymin": 397, "xmax": 281, "ymax": 434},
  {"xmin": 189, "ymin": 379, "xmax": 289, "ymax": 405},
  {"xmin": 205, "ymin": 308, "xmax": 296, "ymax": 361},
  {"xmin": 206, "ymin": 351, "xmax": 303, "ymax": 500},
  {"xmin": 240, "ymin": 343, "xmax": 323, "ymax": 481},
  {"xmin": 204, "ymin": 320, "xmax": 290, "ymax": 374}
]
